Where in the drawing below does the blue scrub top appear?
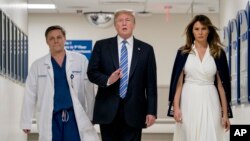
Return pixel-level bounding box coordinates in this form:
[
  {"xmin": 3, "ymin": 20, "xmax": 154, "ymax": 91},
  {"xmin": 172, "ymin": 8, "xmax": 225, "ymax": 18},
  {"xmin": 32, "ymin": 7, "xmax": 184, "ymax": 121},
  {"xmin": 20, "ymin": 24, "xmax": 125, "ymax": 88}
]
[{"xmin": 51, "ymin": 55, "xmax": 73, "ymax": 113}]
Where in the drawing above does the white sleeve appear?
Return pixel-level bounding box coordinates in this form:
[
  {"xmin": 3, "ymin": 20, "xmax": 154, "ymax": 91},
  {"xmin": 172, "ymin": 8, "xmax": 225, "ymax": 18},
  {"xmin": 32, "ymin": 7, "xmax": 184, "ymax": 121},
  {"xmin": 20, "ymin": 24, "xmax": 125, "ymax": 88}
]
[
  {"xmin": 79, "ymin": 56, "xmax": 95, "ymax": 120},
  {"xmin": 20, "ymin": 63, "xmax": 38, "ymax": 129}
]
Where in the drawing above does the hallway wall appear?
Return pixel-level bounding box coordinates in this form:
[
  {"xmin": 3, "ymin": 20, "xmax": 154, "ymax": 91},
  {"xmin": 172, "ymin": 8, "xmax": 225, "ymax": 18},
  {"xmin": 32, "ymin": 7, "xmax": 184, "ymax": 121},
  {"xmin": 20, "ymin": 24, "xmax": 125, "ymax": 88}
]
[
  {"xmin": 219, "ymin": 0, "xmax": 250, "ymax": 125},
  {"xmin": 1, "ymin": 0, "xmax": 250, "ymax": 140},
  {"xmin": 0, "ymin": 0, "xmax": 28, "ymax": 141},
  {"xmin": 28, "ymin": 13, "xmax": 219, "ymax": 86}
]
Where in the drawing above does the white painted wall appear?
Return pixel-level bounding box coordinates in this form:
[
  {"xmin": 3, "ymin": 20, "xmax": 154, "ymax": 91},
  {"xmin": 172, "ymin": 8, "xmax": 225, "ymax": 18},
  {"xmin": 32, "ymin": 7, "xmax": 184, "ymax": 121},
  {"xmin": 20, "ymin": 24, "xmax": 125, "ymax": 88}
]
[
  {"xmin": 28, "ymin": 13, "xmax": 219, "ymax": 86},
  {"xmin": 0, "ymin": 0, "xmax": 27, "ymax": 141},
  {"xmin": 0, "ymin": 0, "xmax": 28, "ymax": 33},
  {"xmin": 219, "ymin": 0, "xmax": 250, "ymax": 125},
  {"xmin": 0, "ymin": 0, "xmax": 249, "ymax": 140}
]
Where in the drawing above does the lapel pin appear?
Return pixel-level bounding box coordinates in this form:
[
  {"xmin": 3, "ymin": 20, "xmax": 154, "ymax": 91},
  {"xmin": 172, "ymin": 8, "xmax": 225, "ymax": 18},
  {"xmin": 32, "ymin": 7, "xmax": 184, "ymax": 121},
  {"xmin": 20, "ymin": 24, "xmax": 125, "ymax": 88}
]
[
  {"xmin": 70, "ymin": 74, "xmax": 74, "ymax": 79},
  {"xmin": 138, "ymin": 48, "xmax": 141, "ymax": 51}
]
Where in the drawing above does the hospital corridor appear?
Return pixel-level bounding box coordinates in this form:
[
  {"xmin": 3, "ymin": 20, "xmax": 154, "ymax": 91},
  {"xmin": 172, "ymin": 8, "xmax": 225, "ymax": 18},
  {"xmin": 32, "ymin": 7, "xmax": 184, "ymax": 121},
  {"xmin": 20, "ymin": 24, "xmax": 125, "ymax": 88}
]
[{"xmin": 0, "ymin": 0, "xmax": 250, "ymax": 141}]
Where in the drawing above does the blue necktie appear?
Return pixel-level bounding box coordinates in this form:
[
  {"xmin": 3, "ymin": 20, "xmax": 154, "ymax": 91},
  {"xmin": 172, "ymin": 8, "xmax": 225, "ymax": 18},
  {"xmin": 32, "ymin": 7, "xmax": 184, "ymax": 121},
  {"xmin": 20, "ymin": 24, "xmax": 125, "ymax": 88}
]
[{"xmin": 119, "ymin": 40, "xmax": 128, "ymax": 99}]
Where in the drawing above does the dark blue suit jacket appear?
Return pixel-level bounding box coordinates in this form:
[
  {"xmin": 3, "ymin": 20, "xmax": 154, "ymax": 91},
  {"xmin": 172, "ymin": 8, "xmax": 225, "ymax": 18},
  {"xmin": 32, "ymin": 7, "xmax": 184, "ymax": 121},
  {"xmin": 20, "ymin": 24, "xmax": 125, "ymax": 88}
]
[
  {"xmin": 87, "ymin": 36, "xmax": 157, "ymax": 128},
  {"xmin": 167, "ymin": 47, "xmax": 233, "ymax": 118}
]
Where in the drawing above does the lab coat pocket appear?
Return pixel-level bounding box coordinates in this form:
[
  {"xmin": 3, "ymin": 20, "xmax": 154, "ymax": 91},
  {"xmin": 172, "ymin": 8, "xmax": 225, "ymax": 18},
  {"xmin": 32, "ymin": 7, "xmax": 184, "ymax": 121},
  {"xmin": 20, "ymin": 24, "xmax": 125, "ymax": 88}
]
[{"xmin": 71, "ymin": 72, "xmax": 81, "ymax": 89}]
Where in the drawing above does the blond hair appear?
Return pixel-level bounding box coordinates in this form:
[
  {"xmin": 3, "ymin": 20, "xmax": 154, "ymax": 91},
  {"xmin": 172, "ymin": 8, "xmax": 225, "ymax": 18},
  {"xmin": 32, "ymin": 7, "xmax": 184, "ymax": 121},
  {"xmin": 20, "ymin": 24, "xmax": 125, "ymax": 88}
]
[{"xmin": 114, "ymin": 10, "xmax": 136, "ymax": 24}]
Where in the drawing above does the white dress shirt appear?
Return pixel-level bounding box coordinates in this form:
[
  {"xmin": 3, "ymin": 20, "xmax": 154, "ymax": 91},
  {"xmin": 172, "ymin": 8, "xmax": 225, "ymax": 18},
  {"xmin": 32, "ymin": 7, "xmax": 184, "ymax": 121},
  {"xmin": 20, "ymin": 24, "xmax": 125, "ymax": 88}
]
[{"xmin": 117, "ymin": 35, "xmax": 133, "ymax": 77}]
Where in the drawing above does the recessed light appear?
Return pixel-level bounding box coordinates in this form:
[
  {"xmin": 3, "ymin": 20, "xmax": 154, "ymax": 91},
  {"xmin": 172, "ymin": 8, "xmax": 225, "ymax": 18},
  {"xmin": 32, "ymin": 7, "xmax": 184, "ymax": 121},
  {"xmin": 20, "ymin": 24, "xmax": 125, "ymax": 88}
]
[{"xmin": 28, "ymin": 4, "xmax": 56, "ymax": 9}]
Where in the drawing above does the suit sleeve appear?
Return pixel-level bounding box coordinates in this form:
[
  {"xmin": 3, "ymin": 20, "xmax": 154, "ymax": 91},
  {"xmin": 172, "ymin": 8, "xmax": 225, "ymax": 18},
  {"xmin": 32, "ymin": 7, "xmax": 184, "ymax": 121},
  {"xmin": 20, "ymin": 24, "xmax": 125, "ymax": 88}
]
[
  {"xmin": 87, "ymin": 41, "xmax": 109, "ymax": 87},
  {"xmin": 221, "ymin": 50, "xmax": 231, "ymax": 101},
  {"xmin": 167, "ymin": 49, "xmax": 182, "ymax": 117},
  {"xmin": 168, "ymin": 50, "xmax": 182, "ymax": 102},
  {"xmin": 219, "ymin": 50, "xmax": 233, "ymax": 118},
  {"xmin": 146, "ymin": 46, "xmax": 158, "ymax": 116}
]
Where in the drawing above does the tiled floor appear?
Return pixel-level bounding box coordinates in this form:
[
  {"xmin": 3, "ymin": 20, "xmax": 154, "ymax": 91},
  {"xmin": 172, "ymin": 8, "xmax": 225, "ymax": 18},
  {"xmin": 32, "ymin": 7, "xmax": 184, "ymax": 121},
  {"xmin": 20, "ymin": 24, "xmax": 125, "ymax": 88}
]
[{"xmin": 28, "ymin": 133, "xmax": 173, "ymax": 141}]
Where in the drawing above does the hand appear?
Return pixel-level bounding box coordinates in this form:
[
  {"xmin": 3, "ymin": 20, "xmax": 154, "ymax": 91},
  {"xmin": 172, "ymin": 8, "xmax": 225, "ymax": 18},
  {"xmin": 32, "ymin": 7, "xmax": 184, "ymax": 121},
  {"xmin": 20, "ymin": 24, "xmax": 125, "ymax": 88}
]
[
  {"xmin": 145, "ymin": 115, "xmax": 156, "ymax": 127},
  {"xmin": 222, "ymin": 116, "xmax": 230, "ymax": 132},
  {"xmin": 108, "ymin": 69, "xmax": 122, "ymax": 85},
  {"xmin": 23, "ymin": 129, "xmax": 31, "ymax": 134},
  {"xmin": 173, "ymin": 107, "xmax": 182, "ymax": 123}
]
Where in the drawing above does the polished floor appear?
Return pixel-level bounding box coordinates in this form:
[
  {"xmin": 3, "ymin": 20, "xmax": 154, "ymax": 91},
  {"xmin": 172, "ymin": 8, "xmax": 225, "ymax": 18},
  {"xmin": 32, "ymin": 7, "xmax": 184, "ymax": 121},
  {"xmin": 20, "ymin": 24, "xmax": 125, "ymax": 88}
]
[{"xmin": 28, "ymin": 133, "xmax": 173, "ymax": 141}]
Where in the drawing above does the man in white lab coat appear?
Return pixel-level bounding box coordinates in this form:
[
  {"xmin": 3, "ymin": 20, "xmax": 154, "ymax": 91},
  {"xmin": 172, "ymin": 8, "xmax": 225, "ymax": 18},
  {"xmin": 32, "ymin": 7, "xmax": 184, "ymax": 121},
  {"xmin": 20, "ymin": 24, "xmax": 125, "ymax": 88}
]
[{"xmin": 20, "ymin": 25, "xmax": 99, "ymax": 141}]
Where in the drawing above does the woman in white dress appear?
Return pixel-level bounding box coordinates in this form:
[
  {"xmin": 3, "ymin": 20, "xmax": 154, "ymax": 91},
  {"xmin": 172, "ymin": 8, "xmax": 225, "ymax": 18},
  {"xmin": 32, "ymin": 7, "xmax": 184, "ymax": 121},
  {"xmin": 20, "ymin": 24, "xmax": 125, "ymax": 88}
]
[{"xmin": 167, "ymin": 15, "xmax": 233, "ymax": 141}]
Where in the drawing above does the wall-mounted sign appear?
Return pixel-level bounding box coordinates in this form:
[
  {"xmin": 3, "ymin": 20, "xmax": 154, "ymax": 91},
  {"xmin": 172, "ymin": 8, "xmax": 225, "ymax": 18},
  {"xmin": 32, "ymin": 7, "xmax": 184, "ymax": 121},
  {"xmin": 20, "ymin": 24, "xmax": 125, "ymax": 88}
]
[
  {"xmin": 230, "ymin": 19, "xmax": 241, "ymax": 104},
  {"xmin": 23, "ymin": 35, "xmax": 28, "ymax": 83},
  {"xmin": 223, "ymin": 25, "xmax": 231, "ymax": 72},
  {"xmin": 246, "ymin": 2, "xmax": 250, "ymax": 103},
  {"xmin": 2, "ymin": 12, "xmax": 6, "ymax": 75},
  {"xmin": 0, "ymin": 10, "xmax": 3, "ymax": 74},
  {"xmin": 65, "ymin": 40, "xmax": 92, "ymax": 60},
  {"xmin": 0, "ymin": 10, "xmax": 28, "ymax": 84},
  {"xmin": 239, "ymin": 9, "xmax": 249, "ymax": 103}
]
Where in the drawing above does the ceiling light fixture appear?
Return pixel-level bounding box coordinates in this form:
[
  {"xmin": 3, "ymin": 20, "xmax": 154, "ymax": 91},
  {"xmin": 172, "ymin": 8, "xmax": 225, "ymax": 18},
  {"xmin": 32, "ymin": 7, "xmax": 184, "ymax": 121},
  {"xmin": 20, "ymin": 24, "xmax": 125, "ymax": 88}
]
[
  {"xmin": 84, "ymin": 12, "xmax": 114, "ymax": 28},
  {"xmin": 27, "ymin": 4, "xmax": 56, "ymax": 9}
]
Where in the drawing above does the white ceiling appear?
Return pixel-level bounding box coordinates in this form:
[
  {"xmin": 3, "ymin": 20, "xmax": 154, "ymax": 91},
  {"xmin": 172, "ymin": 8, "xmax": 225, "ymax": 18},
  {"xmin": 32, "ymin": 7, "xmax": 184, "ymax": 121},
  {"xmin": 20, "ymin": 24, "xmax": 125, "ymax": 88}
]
[{"xmin": 28, "ymin": 0, "xmax": 219, "ymax": 14}]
